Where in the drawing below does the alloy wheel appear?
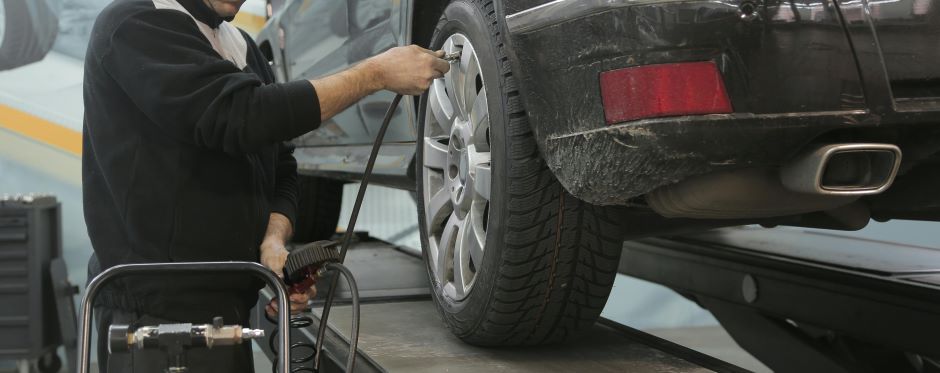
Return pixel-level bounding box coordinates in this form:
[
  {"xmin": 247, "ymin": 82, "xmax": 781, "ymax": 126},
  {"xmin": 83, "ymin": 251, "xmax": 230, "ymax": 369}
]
[{"xmin": 422, "ymin": 33, "xmax": 491, "ymax": 301}]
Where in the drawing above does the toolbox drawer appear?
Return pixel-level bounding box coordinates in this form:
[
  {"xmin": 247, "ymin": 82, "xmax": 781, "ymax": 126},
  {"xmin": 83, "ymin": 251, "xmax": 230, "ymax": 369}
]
[
  {"xmin": 0, "ymin": 212, "xmax": 31, "ymax": 320},
  {"xmin": 0, "ymin": 214, "xmax": 28, "ymax": 243},
  {"xmin": 0, "ymin": 324, "xmax": 29, "ymax": 354}
]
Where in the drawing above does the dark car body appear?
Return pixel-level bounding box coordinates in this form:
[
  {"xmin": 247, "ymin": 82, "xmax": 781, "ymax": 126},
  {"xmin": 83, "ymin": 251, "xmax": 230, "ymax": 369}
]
[
  {"xmin": 257, "ymin": 0, "xmax": 940, "ymax": 225},
  {"xmin": 505, "ymin": 0, "xmax": 940, "ymax": 209}
]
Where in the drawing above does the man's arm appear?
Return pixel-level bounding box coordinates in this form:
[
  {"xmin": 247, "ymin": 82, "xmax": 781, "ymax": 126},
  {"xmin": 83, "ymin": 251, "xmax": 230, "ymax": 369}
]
[
  {"xmin": 310, "ymin": 45, "xmax": 450, "ymax": 122},
  {"xmin": 261, "ymin": 142, "xmax": 307, "ymax": 315},
  {"xmin": 262, "ymin": 144, "xmax": 298, "ymax": 270},
  {"xmin": 99, "ymin": 10, "xmax": 448, "ymax": 155},
  {"xmin": 260, "ymin": 212, "xmax": 292, "ymax": 279}
]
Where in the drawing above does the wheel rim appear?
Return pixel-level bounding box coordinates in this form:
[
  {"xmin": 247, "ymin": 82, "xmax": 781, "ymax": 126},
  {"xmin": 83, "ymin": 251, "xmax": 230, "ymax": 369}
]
[{"xmin": 422, "ymin": 33, "xmax": 491, "ymax": 301}]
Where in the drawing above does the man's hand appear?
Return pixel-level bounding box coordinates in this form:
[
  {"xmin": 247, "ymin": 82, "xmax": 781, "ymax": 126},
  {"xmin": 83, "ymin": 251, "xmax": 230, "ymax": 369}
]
[
  {"xmin": 365, "ymin": 45, "xmax": 450, "ymax": 96},
  {"xmin": 260, "ymin": 213, "xmax": 317, "ymax": 317},
  {"xmin": 265, "ymin": 290, "xmax": 315, "ymax": 318}
]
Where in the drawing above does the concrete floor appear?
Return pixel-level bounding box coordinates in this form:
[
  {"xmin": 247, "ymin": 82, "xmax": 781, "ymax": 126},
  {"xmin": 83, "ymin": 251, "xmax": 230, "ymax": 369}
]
[
  {"xmin": 280, "ymin": 301, "xmax": 712, "ymax": 373},
  {"xmin": 242, "ymin": 315, "xmax": 768, "ymax": 373}
]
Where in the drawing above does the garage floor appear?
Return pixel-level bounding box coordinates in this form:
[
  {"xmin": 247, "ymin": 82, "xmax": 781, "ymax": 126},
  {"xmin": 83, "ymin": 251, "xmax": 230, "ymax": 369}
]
[
  {"xmin": 243, "ymin": 316, "xmax": 771, "ymax": 373},
  {"xmin": 301, "ymin": 301, "xmax": 713, "ymax": 373},
  {"xmin": 241, "ymin": 306, "xmax": 771, "ymax": 373},
  {"xmin": 245, "ymin": 239, "xmax": 767, "ymax": 373}
]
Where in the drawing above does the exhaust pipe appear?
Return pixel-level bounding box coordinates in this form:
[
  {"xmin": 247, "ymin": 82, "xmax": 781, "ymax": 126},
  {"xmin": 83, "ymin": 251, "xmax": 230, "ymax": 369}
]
[
  {"xmin": 647, "ymin": 168, "xmax": 857, "ymax": 219},
  {"xmin": 780, "ymin": 143, "xmax": 902, "ymax": 196},
  {"xmin": 647, "ymin": 143, "xmax": 901, "ymax": 221}
]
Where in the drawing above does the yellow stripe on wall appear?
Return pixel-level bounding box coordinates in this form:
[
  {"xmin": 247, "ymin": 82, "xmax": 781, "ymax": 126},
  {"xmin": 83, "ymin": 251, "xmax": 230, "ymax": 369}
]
[{"xmin": 0, "ymin": 104, "xmax": 82, "ymax": 156}]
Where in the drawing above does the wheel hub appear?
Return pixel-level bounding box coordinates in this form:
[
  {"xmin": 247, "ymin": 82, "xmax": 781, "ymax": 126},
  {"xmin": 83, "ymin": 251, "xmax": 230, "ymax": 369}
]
[
  {"xmin": 421, "ymin": 33, "xmax": 492, "ymax": 301},
  {"xmin": 449, "ymin": 120, "xmax": 474, "ymax": 214}
]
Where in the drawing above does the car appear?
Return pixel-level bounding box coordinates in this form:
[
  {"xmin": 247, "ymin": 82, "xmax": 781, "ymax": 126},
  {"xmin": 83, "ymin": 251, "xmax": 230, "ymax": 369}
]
[{"xmin": 256, "ymin": 0, "xmax": 940, "ymax": 346}]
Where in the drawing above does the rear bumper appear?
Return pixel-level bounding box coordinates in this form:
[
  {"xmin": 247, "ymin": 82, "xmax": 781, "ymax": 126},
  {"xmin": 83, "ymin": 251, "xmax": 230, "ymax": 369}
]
[
  {"xmin": 505, "ymin": 0, "xmax": 940, "ymax": 205},
  {"xmin": 543, "ymin": 110, "xmax": 940, "ymax": 205}
]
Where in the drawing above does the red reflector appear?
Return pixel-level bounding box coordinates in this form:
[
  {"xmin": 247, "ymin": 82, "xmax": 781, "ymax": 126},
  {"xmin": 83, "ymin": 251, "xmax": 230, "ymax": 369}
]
[{"xmin": 599, "ymin": 61, "xmax": 733, "ymax": 124}]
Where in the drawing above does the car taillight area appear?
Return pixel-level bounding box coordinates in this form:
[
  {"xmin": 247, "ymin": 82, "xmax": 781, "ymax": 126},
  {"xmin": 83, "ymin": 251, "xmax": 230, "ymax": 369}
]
[{"xmin": 599, "ymin": 61, "xmax": 733, "ymax": 124}]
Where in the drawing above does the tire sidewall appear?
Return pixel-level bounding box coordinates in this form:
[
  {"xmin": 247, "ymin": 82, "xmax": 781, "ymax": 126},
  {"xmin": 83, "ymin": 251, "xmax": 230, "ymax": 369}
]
[{"xmin": 416, "ymin": 0, "xmax": 510, "ymax": 337}]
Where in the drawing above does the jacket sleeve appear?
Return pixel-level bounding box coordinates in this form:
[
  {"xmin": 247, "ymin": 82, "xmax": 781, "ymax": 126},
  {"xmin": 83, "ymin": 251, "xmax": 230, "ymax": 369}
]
[
  {"xmin": 97, "ymin": 8, "xmax": 320, "ymax": 155},
  {"xmin": 268, "ymin": 142, "xmax": 299, "ymax": 227}
]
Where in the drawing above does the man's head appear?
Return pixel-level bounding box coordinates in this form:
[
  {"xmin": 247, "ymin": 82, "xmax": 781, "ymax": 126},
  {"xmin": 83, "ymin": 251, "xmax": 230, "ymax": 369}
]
[{"xmin": 201, "ymin": 0, "xmax": 245, "ymax": 18}]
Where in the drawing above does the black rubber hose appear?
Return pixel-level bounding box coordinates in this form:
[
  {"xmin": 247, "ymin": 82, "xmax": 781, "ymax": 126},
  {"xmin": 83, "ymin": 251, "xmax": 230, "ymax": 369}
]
[
  {"xmin": 325, "ymin": 262, "xmax": 360, "ymax": 372},
  {"xmin": 315, "ymin": 93, "xmax": 403, "ymax": 372},
  {"xmin": 338, "ymin": 93, "xmax": 404, "ymax": 263}
]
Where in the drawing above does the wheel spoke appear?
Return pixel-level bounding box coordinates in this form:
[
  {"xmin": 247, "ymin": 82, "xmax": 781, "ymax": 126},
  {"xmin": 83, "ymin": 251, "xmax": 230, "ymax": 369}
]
[
  {"xmin": 463, "ymin": 209, "xmax": 485, "ymax": 269},
  {"xmin": 470, "ymin": 86, "xmax": 489, "ymax": 149},
  {"xmin": 458, "ymin": 40, "xmax": 475, "ymax": 72},
  {"xmin": 437, "ymin": 212, "xmax": 461, "ymax": 286},
  {"xmin": 460, "ymin": 43, "xmax": 480, "ymax": 118},
  {"xmin": 423, "ymin": 138, "xmax": 448, "ymax": 170},
  {"xmin": 452, "ymin": 214, "xmax": 470, "ymax": 297},
  {"xmin": 429, "ymin": 80, "xmax": 455, "ymax": 134},
  {"xmin": 442, "ymin": 37, "xmax": 457, "ymax": 54},
  {"xmin": 443, "ymin": 62, "xmax": 463, "ymax": 122},
  {"xmin": 472, "ymin": 162, "xmax": 491, "ymax": 201},
  {"xmin": 426, "ymin": 232, "xmax": 441, "ymax": 283},
  {"xmin": 426, "ymin": 187, "xmax": 452, "ymax": 229}
]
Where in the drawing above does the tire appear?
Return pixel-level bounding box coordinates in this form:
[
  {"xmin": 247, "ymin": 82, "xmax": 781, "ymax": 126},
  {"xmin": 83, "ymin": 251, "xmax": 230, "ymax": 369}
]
[
  {"xmin": 292, "ymin": 175, "xmax": 343, "ymax": 243},
  {"xmin": 415, "ymin": 0, "xmax": 624, "ymax": 346},
  {"xmin": 0, "ymin": 0, "xmax": 58, "ymax": 71}
]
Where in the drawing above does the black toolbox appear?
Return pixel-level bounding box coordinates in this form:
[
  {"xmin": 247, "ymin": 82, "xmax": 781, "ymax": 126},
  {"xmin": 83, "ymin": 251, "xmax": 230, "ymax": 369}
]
[{"xmin": 0, "ymin": 194, "xmax": 65, "ymax": 371}]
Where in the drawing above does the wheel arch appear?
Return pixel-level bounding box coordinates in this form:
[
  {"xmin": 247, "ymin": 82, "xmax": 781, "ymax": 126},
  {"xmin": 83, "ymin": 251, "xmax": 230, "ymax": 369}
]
[
  {"xmin": 410, "ymin": 0, "xmax": 449, "ymax": 48},
  {"xmin": 410, "ymin": 0, "xmax": 534, "ymax": 48}
]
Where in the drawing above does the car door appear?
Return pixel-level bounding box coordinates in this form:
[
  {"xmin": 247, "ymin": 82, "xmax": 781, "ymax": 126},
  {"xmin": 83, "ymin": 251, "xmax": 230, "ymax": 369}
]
[
  {"xmin": 347, "ymin": 0, "xmax": 417, "ymax": 144},
  {"xmin": 280, "ymin": 0, "xmax": 371, "ymax": 146}
]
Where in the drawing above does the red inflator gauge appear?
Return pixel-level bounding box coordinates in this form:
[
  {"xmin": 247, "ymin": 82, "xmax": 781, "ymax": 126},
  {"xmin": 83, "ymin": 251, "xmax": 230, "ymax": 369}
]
[{"xmin": 282, "ymin": 240, "xmax": 341, "ymax": 295}]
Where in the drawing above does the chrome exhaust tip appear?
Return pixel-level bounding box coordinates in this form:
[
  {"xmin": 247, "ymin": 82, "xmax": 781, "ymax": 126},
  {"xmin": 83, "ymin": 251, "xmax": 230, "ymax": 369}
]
[{"xmin": 780, "ymin": 143, "xmax": 902, "ymax": 196}]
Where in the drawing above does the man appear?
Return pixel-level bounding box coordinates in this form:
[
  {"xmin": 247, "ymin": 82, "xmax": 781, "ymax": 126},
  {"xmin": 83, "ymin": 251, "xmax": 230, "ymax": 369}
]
[{"xmin": 82, "ymin": 0, "xmax": 448, "ymax": 371}]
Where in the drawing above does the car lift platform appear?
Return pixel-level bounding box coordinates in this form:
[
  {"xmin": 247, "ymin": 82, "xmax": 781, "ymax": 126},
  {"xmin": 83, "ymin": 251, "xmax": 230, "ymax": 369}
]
[
  {"xmin": 623, "ymin": 226, "xmax": 940, "ymax": 373},
  {"xmin": 256, "ymin": 227, "xmax": 940, "ymax": 373}
]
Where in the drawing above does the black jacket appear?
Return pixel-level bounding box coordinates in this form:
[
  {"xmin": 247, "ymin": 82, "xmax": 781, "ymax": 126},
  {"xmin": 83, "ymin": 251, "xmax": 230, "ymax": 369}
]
[{"xmin": 82, "ymin": 0, "xmax": 321, "ymax": 321}]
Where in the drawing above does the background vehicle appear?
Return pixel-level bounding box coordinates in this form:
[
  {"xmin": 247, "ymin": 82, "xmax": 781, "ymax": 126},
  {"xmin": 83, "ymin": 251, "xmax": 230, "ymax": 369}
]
[
  {"xmin": 256, "ymin": 0, "xmax": 940, "ymax": 345},
  {"xmin": 0, "ymin": 0, "xmax": 58, "ymax": 71}
]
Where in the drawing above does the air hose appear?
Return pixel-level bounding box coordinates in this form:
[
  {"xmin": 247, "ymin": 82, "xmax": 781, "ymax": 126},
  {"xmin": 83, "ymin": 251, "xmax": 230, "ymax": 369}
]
[
  {"xmin": 268, "ymin": 93, "xmax": 404, "ymax": 373},
  {"xmin": 315, "ymin": 93, "xmax": 403, "ymax": 372}
]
